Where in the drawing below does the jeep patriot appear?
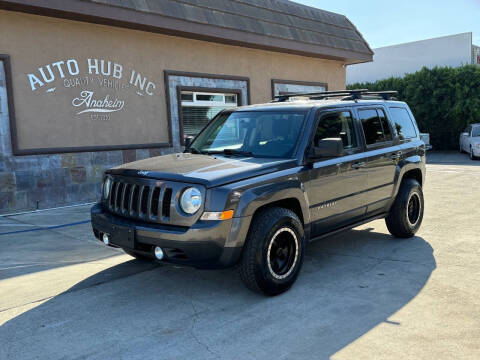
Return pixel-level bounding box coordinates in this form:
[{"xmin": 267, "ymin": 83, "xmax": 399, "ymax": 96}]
[{"xmin": 91, "ymin": 90, "xmax": 426, "ymax": 295}]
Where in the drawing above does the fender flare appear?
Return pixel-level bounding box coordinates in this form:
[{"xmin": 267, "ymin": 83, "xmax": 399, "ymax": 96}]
[
  {"xmin": 392, "ymin": 155, "xmax": 425, "ymax": 200},
  {"xmin": 235, "ymin": 178, "xmax": 310, "ymax": 225}
]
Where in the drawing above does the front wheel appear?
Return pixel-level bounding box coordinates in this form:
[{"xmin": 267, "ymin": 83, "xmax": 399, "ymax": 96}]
[
  {"xmin": 470, "ymin": 147, "xmax": 478, "ymax": 160},
  {"xmin": 385, "ymin": 179, "xmax": 424, "ymax": 238},
  {"xmin": 239, "ymin": 207, "xmax": 305, "ymax": 296}
]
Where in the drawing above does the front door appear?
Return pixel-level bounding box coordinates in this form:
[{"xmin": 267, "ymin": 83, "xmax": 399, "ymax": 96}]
[
  {"xmin": 460, "ymin": 126, "xmax": 471, "ymax": 152},
  {"xmin": 306, "ymin": 109, "xmax": 369, "ymax": 238},
  {"xmin": 357, "ymin": 107, "xmax": 400, "ymax": 216}
]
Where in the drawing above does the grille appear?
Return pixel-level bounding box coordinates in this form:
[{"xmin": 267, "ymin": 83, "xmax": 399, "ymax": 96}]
[{"xmin": 106, "ymin": 178, "xmax": 173, "ymax": 223}]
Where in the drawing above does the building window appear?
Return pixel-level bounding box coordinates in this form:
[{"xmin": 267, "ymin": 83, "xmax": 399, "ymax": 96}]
[
  {"xmin": 165, "ymin": 71, "xmax": 249, "ymax": 147},
  {"xmin": 271, "ymin": 79, "xmax": 327, "ymax": 99},
  {"xmin": 180, "ymin": 91, "xmax": 239, "ymax": 138}
]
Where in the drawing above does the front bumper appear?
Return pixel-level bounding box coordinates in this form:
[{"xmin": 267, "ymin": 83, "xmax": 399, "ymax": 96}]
[
  {"xmin": 472, "ymin": 146, "xmax": 480, "ymax": 157},
  {"xmin": 91, "ymin": 204, "xmax": 250, "ymax": 269}
]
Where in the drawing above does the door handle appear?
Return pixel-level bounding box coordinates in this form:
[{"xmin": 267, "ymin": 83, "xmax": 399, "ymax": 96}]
[
  {"xmin": 352, "ymin": 161, "xmax": 366, "ymax": 169},
  {"xmin": 390, "ymin": 151, "xmax": 403, "ymax": 160}
]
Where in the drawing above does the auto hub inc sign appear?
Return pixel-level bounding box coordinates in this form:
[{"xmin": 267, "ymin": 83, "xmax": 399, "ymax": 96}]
[{"xmin": 26, "ymin": 58, "xmax": 156, "ymax": 121}]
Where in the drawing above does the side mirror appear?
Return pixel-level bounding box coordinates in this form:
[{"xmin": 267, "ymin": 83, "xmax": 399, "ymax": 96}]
[
  {"xmin": 184, "ymin": 136, "xmax": 194, "ymax": 148},
  {"xmin": 310, "ymin": 138, "xmax": 344, "ymax": 159}
]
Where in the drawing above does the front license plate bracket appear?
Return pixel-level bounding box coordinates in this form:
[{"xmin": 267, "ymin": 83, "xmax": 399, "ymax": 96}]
[{"xmin": 110, "ymin": 225, "xmax": 135, "ymax": 249}]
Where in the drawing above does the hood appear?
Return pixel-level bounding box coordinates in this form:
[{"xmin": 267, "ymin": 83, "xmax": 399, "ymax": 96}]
[{"xmin": 108, "ymin": 153, "xmax": 297, "ymax": 187}]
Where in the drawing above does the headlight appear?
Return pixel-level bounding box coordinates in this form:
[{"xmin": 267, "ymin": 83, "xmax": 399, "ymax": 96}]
[
  {"xmin": 180, "ymin": 187, "xmax": 202, "ymax": 214},
  {"xmin": 103, "ymin": 177, "xmax": 112, "ymax": 199}
]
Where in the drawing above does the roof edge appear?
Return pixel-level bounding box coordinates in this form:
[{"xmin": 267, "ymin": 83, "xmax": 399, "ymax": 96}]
[{"xmin": 0, "ymin": 0, "xmax": 373, "ymax": 63}]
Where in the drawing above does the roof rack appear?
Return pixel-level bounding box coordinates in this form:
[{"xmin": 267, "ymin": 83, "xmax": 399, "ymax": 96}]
[
  {"xmin": 273, "ymin": 89, "xmax": 398, "ymax": 102},
  {"xmin": 364, "ymin": 91, "xmax": 398, "ymax": 100}
]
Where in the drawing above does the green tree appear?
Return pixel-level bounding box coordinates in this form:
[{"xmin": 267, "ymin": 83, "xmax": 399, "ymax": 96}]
[{"xmin": 348, "ymin": 65, "xmax": 480, "ymax": 150}]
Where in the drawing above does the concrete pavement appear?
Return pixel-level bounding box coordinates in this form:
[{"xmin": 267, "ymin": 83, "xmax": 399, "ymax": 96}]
[{"xmin": 0, "ymin": 151, "xmax": 479, "ymax": 359}]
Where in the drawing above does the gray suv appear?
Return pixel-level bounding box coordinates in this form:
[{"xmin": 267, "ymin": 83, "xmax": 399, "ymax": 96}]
[{"xmin": 91, "ymin": 90, "xmax": 426, "ymax": 296}]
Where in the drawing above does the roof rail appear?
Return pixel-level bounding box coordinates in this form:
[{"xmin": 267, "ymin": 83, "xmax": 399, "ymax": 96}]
[
  {"xmin": 272, "ymin": 89, "xmax": 399, "ymax": 102},
  {"xmin": 273, "ymin": 89, "xmax": 367, "ymax": 102},
  {"xmin": 364, "ymin": 91, "xmax": 398, "ymax": 100}
]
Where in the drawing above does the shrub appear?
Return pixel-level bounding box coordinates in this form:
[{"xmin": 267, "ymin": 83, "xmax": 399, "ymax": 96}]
[{"xmin": 348, "ymin": 65, "xmax": 480, "ymax": 150}]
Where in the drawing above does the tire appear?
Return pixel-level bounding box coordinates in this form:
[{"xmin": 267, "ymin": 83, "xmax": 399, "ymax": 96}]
[
  {"xmin": 123, "ymin": 248, "xmax": 154, "ymax": 261},
  {"xmin": 239, "ymin": 207, "xmax": 305, "ymax": 296},
  {"xmin": 385, "ymin": 178, "xmax": 424, "ymax": 238},
  {"xmin": 470, "ymin": 147, "xmax": 478, "ymax": 160}
]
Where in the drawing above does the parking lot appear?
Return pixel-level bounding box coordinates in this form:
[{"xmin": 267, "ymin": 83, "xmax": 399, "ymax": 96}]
[{"xmin": 0, "ymin": 151, "xmax": 479, "ymax": 360}]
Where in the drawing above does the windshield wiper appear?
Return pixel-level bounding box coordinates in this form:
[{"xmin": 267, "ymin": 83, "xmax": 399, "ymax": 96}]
[
  {"xmin": 186, "ymin": 147, "xmax": 208, "ymax": 155},
  {"xmin": 206, "ymin": 149, "xmax": 254, "ymax": 157},
  {"xmin": 223, "ymin": 149, "xmax": 254, "ymax": 157}
]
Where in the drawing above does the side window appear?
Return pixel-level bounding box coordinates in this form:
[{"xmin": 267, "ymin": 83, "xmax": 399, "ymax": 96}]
[
  {"xmin": 359, "ymin": 109, "xmax": 384, "ymax": 145},
  {"xmin": 315, "ymin": 111, "xmax": 358, "ymax": 150},
  {"xmin": 389, "ymin": 107, "xmax": 417, "ymax": 139},
  {"xmin": 377, "ymin": 109, "xmax": 393, "ymax": 141}
]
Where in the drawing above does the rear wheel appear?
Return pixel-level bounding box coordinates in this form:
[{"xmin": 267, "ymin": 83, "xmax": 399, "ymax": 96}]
[
  {"xmin": 385, "ymin": 179, "xmax": 424, "ymax": 238},
  {"xmin": 239, "ymin": 207, "xmax": 305, "ymax": 296}
]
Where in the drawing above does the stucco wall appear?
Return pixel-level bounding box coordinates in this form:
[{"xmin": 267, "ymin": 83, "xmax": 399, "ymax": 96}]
[
  {"xmin": 0, "ymin": 9, "xmax": 345, "ymax": 213},
  {"xmin": 0, "ymin": 10, "xmax": 345, "ymax": 152}
]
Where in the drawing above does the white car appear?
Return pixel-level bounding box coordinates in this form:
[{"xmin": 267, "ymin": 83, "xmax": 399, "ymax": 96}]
[{"xmin": 460, "ymin": 123, "xmax": 480, "ymax": 160}]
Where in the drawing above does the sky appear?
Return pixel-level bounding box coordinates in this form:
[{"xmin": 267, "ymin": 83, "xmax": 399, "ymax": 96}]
[{"xmin": 293, "ymin": 0, "xmax": 480, "ymax": 48}]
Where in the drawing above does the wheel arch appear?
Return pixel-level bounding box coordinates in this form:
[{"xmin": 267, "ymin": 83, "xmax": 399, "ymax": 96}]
[
  {"xmin": 402, "ymin": 168, "xmax": 423, "ymax": 187},
  {"xmin": 389, "ymin": 156, "xmax": 425, "ymax": 211},
  {"xmin": 233, "ymin": 179, "xmax": 311, "ymax": 240},
  {"xmin": 251, "ymin": 197, "xmax": 305, "ymax": 225}
]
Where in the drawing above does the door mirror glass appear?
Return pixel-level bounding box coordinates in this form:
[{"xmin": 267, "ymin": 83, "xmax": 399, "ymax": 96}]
[
  {"xmin": 311, "ymin": 138, "xmax": 344, "ymax": 159},
  {"xmin": 184, "ymin": 136, "xmax": 194, "ymax": 148}
]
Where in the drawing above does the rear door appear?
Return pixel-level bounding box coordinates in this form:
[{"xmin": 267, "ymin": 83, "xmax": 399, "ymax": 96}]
[
  {"xmin": 460, "ymin": 126, "xmax": 471, "ymax": 152},
  {"xmin": 357, "ymin": 106, "xmax": 401, "ymax": 217},
  {"xmin": 306, "ymin": 108, "xmax": 369, "ymax": 237},
  {"xmin": 466, "ymin": 126, "xmax": 472, "ymax": 152}
]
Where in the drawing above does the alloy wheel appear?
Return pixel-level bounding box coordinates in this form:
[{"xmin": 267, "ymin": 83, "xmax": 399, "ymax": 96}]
[{"xmin": 267, "ymin": 227, "xmax": 299, "ymax": 280}]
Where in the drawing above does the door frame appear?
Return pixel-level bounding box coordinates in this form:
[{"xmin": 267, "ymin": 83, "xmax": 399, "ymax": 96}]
[{"xmin": 305, "ymin": 107, "xmax": 369, "ymax": 236}]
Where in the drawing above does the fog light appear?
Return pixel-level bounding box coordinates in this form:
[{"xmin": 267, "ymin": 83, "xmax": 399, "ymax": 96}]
[
  {"xmin": 154, "ymin": 246, "xmax": 164, "ymax": 260},
  {"xmin": 102, "ymin": 233, "xmax": 109, "ymax": 245}
]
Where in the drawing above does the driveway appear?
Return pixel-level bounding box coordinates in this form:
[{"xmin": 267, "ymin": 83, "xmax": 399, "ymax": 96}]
[{"xmin": 0, "ymin": 151, "xmax": 479, "ymax": 360}]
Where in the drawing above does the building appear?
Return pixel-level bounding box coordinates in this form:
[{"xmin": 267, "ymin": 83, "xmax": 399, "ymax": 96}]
[
  {"xmin": 0, "ymin": 0, "xmax": 372, "ymax": 214},
  {"xmin": 347, "ymin": 32, "xmax": 479, "ymax": 84}
]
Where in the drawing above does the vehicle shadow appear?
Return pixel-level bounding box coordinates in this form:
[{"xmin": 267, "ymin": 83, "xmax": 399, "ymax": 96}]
[{"xmin": 0, "ymin": 227, "xmax": 435, "ymax": 360}]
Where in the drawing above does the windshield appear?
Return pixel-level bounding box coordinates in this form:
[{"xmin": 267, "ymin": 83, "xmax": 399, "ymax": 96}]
[
  {"xmin": 189, "ymin": 110, "xmax": 308, "ymax": 158},
  {"xmin": 472, "ymin": 127, "xmax": 480, "ymax": 137}
]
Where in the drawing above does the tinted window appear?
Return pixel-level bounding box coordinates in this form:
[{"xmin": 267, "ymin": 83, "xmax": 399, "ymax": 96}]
[
  {"xmin": 472, "ymin": 127, "xmax": 480, "ymax": 137},
  {"xmin": 390, "ymin": 107, "xmax": 417, "ymax": 139},
  {"xmin": 315, "ymin": 111, "xmax": 358, "ymax": 149},
  {"xmin": 359, "ymin": 109, "xmax": 385, "ymax": 145},
  {"xmin": 376, "ymin": 109, "xmax": 392, "ymax": 141},
  {"xmin": 191, "ymin": 111, "xmax": 307, "ymax": 158}
]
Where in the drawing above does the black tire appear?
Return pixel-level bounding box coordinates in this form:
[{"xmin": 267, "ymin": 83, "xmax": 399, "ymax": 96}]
[
  {"xmin": 470, "ymin": 147, "xmax": 478, "ymax": 160},
  {"xmin": 239, "ymin": 207, "xmax": 305, "ymax": 296},
  {"xmin": 123, "ymin": 248, "xmax": 154, "ymax": 261},
  {"xmin": 385, "ymin": 178, "xmax": 424, "ymax": 238}
]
